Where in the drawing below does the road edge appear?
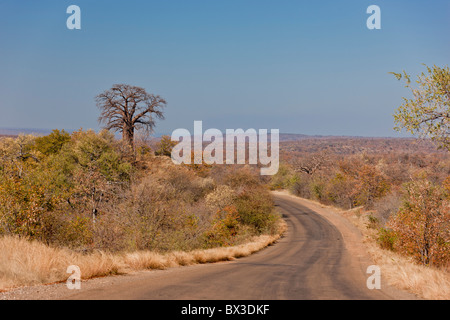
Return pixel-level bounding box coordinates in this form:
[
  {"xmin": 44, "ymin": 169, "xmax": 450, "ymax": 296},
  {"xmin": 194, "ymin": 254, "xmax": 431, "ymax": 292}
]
[{"xmin": 271, "ymin": 190, "xmax": 421, "ymax": 300}]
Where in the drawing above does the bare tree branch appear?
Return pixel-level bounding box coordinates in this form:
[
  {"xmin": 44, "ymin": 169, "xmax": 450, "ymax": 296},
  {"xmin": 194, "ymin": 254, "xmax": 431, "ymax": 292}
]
[{"xmin": 96, "ymin": 84, "xmax": 166, "ymax": 152}]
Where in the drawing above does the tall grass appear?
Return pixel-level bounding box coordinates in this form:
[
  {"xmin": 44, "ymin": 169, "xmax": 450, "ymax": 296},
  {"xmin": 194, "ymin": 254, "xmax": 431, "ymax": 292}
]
[
  {"xmin": 337, "ymin": 201, "xmax": 450, "ymax": 300},
  {"xmin": 366, "ymin": 241, "xmax": 450, "ymax": 300},
  {"xmin": 0, "ymin": 220, "xmax": 286, "ymax": 291},
  {"xmin": 0, "ymin": 236, "xmax": 118, "ymax": 290}
]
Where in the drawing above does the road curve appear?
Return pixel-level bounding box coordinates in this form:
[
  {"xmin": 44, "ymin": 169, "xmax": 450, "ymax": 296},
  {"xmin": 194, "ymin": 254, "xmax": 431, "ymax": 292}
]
[{"xmin": 63, "ymin": 193, "xmax": 416, "ymax": 300}]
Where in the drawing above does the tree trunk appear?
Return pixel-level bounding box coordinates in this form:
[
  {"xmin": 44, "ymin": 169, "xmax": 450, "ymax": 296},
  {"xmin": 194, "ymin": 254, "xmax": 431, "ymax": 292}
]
[{"xmin": 122, "ymin": 124, "xmax": 135, "ymax": 152}]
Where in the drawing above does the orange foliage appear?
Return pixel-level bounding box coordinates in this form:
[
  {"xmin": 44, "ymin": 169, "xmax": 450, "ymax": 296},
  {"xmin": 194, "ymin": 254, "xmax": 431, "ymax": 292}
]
[
  {"xmin": 205, "ymin": 206, "xmax": 240, "ymax": 247},
  {"xmin": 388, "ymin": 180, "xmax": 450, "ymax": 267}
]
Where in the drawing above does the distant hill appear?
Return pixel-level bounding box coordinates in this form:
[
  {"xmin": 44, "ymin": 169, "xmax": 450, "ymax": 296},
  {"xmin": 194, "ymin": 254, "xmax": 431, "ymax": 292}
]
[
  {"xmin": 278, "ymin": 133, "xmax": 410, "ymax": 141},
  {"xmin": 279, "ymin": 133, "xmax": 313, "ymax": 141},
  {"xmin": 0, "ymin": 128, "xmax": 52, "ymax": 137}
]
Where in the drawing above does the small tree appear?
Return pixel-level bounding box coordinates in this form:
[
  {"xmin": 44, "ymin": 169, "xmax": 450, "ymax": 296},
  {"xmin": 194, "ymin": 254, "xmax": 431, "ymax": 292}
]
[
  {"xmin": 291, "ymin": 151, "xmax": 329, "ymax": 176},
  {"xmin": 155, "ymin": 135, "xmax": 178, "ymax": 157},
  {"xmin": 391, "ymin": 64, "xmax": 450, "ymax": 151},
  {"xmin": 67, "ymin": 130, "xmax": 133, "ymax": 221},
  {"xmin": 388, "ymin": 180, "xmax": 449, "ymax": 267},
  {"xmin": 34, "ymin": 129, "xmax": 71, "ymax": 156},
  {"xmin": 96, "ymin": 84, "xmax": 166, "ymax": 153}
]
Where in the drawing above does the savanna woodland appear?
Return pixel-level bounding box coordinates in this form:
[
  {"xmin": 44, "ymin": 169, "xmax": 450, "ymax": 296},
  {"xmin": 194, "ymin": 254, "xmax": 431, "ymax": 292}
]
[
  {"xmin": 0, "ymin": 85, "xmax": 283, "ymax": 291},
  {"xmin": 272, "ymin": 65, "xmax": 450, "ymax": 269},
  {"xmin": 0, "ymin": 85, "xmax": 280, "ymax": 253},
  {"xmin": 0, "ymin": 65, "xmax": 448, "ymax": 291}
]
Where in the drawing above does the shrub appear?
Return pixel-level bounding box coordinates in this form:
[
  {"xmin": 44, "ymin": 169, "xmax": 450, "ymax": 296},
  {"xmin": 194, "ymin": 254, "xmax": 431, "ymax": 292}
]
[
  {"xmin": 366, "ymin": 214, "xmax": 380, "ymax": 229},
  {"xmin": 377, "ymin": 227, "xmax": 398, "ymax": 251},
  {"xmin": 290, "ymin": 174, "xmax": 312, "ymax": 199},
  {"xmin": 204, "ymin": 206, "xmax": 241, "ymax": 247},
  {"xmin": 0, "ymin": 130, "xmax": 133, "ymax": 244},
  {"xmin": 154, "ymin": 135, "xmax": 177, "ymax": 157},
  {"xmin": 223, "ymin": 166, "xmax": 262, "ymax": 190},
  {"xmin": 205, "ymin": 185, "xmax": 236, "ymax": 211},
  {"xmin": 388, "ymin": 179, "xmax": 449, "ymax": 267},
  {"xmin": 234, "ymin": 188, "xmax": 278, "ymax": 234},
  {"xmin": 270, "ymin": 164, "xmax": 299, "ymax": 190},
  {"xmin": 372, "ymin": 191, "xmax": 402, "ymax": 225},
  {"xmin": 33, "ymin": 129, "xmax": 70, "ymax": 156},
  {"xmin": 310, "ymin": 179, "xmax": 326, "ymax": 201}
]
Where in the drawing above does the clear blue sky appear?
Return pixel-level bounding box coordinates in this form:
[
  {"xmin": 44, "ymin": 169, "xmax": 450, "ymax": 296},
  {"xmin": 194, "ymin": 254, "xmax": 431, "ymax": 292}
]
[{"xmin": 0, "ymin": 0, "xmax": 449, "ymax": 137}]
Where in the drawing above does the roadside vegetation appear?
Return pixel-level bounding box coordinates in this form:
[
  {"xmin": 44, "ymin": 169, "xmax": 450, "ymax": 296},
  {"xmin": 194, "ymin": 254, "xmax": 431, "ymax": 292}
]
[
  {"xmin": 0, "ymin": 129, "xmax": 282, "ymax": 290},
  {"xmin": 271, "ymin": 65, "xmax": 449, "ymax": 299},
  {"xmin": 273, "ymin": 65, "xmax": 449, "ymax": 271},
  {"xmin": 272, "ymin": 149, "xmax": 449, "ymax": 268},
  {"xmin": 0, "ymin": 84, "xmax": 283, "ymax": 290},
  {"xmin": 271, "ymin": 141, "xmax": 450, "ymax": 299}
]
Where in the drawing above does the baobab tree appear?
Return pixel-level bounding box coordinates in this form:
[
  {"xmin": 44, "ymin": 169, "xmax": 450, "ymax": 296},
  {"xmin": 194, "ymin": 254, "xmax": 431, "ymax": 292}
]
[{"xmin": 96, "ymin": 84, "xmax": 166, "ymax": 152}]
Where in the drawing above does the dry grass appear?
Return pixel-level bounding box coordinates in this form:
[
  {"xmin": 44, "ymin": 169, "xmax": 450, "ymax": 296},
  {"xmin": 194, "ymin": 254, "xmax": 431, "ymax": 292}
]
[
  {"xmin": 118, "ymin": 232, "xmax": 284, "ymax": 271},
  {"xmin": 365, "ymin": 241, "xmax": 450, "ymax": 300},
  {"xmin": 0, "ymin": 236, "xmax": 119, "ymax": 290},
  {"xmin": 0, "ymin": 221, "xmax": 286, "ymax": 291},
  {"xmin": 339, "ymin": 206, "xmax": 450, "ymax": 300}
]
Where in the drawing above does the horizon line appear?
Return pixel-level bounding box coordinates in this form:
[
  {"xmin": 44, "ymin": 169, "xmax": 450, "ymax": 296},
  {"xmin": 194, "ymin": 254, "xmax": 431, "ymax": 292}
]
[{"xmin": 0, "ymin": 126, "xmax": 416, "ymax": 140}]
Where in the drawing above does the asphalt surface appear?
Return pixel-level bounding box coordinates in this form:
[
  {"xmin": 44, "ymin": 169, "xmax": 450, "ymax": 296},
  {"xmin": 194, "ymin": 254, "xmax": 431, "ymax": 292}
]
[{"xmin": 62, "ymin": 194, "xmax": 416, "ymax": 300}]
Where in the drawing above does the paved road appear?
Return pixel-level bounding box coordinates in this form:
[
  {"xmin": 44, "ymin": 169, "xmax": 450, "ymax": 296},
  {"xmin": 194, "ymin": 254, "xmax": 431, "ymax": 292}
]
[{"xmin": 64, "ymin": 194, "xmax": 415, "ymax": 300}]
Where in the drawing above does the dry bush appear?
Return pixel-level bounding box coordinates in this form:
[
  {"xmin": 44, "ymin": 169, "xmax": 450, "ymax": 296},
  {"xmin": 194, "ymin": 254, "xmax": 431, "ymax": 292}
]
[
  {"xmin": 388, "ymin": 180, "xmax": 449, "ymax": 267},
  {"xmin": 290, "ymin": 174, "xmax": 313, "ymax": 199},
  {"xmin": 205, "ymin": 185, "xmax": 236, "ymax": 211},
  {"xmin": 204, "ymin": 206, "xmax": 241, "ymax": 247},
  {"xmin": 113, "ymin": 170, "xmax": 216, "ymax": 252},
  {"xmin": 372, "ymin": 191, "xmax": 402, "ymax": 225}
]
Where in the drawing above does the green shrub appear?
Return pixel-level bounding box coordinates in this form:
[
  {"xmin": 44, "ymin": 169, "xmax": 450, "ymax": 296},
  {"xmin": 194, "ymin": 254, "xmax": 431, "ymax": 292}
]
[
  {"xmin": 33, "ymin": 129, "xmax": 70, "ymax": 156},
  {"xmin": 367, "ymin": 214, "xmax": 380, "ymax": 229},
  {"xmin": 270, "ymin": 164, "xmax": 299, "ymax": 190},
  {"xmin": 377, "ymin": 227, "xmax": 397, "ymax": 251},
  {"xmin": 234, "ymin": 188, "xmax": 278, "ymax": 234}
]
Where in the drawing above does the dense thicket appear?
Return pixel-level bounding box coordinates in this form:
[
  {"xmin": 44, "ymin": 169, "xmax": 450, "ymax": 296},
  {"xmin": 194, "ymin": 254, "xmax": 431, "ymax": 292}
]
[{"xmin": 0, "ymin": 131, "xmax": 279, "ymax": 253}]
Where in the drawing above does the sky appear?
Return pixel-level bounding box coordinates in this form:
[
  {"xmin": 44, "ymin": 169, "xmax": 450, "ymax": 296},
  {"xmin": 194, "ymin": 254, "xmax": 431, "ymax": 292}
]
[{"xmin": 0, "ymin": 0, "xmax": 449, "ymax": 137}]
